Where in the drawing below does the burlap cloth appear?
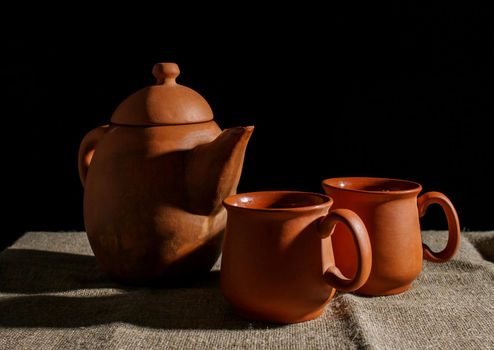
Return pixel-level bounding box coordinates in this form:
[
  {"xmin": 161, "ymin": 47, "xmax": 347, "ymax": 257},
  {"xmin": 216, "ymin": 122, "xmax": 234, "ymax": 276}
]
[{"xmin": 0, "ymin": 231, "xmax": 493, "ymax": 349}]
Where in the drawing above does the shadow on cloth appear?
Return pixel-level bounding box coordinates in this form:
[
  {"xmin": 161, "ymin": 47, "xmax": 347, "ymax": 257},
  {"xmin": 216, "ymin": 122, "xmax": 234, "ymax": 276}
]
[
  {"xmin": 0, "ymin": 249, "xmax": 283, "ymax": 330},
  {"xmin": 0, "ymin": 288, "xmax": 281, "ymax": 330},
  {"xmin": 465, "ymin": 232, "xmax": 494, "ymax": 263},
  {"xmin": 0, "ymin": 249, "xmax": 222, "ymax": 293},
  {"xmin": 0, "ymin": 280, "xmax": 282, "ymax": 330},
  {"xmin": 0, "ymin": 249, "xmax": 111, "ymax": 293}
]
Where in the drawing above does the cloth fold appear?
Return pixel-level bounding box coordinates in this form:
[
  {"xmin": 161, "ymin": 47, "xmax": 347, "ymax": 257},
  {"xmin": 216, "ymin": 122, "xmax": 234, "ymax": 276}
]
[{"xmin": 0, "ymin": 231, "xmax": 493, "ymax": 349}]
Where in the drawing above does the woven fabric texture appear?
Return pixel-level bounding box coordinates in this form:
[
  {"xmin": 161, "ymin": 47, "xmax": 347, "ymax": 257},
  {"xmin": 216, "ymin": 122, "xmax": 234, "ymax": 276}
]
[{"xmin": 0, "ymin": 231, "xmax": 493, "ymax": 349}]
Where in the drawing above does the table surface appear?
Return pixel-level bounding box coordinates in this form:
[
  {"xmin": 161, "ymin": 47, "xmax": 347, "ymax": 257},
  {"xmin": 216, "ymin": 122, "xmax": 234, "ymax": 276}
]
[{"xmin": 1, "ymin": 231, "xmax": 493, "ymax": 350}]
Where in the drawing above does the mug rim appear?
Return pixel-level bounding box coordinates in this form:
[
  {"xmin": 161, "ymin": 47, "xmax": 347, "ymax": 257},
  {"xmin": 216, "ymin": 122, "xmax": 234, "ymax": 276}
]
[
  {"xmin": 322, "ymin": 177, "xmax": 422, "ymax": 195},
  {"xmin": 223, "ymin": 191, "xmax": 333, "ymax": 212}
]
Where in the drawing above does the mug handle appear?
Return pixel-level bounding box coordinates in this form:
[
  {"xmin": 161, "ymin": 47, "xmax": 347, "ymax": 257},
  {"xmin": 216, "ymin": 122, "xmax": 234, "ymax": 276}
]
[
  {"xmin": 418, "ymin": 191, "xmax": 461, "ymax": 263},
  {"xmin": 318, "ymin": 209, "xmax": 372, "ymax": 292},
  {"xmin": 78, "ymin": 125, "xmax": 109, "ymax": 187}
]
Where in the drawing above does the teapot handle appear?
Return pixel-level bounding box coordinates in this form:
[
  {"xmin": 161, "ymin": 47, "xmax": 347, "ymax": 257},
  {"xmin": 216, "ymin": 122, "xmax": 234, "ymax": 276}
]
[{"xmin": 78, "ymin": 125, "xmax": 109, "ymax": 187}]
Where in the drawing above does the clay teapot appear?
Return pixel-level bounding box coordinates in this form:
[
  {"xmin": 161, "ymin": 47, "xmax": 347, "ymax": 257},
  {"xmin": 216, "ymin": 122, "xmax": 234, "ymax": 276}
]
[{"xmin": 78, "ymin": 63, "xmax": 253, "ymax": 283}]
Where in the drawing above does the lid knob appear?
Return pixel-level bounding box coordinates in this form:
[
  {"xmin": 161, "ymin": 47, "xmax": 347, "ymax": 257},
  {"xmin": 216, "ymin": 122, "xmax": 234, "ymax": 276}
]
[{"xmin": 152, "ymin": 63, "xmax": 180, "ymax": 85}]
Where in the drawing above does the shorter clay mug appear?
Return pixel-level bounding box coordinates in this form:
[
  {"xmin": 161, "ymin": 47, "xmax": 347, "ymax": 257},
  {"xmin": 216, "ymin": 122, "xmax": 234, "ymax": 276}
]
[
  {"xmin": 322, "ymin": 177, "xmax": 461, "ymax": 296},
  {"xmin": 220, "ymin": 191, "xmax": 372, "ymax": 323}
]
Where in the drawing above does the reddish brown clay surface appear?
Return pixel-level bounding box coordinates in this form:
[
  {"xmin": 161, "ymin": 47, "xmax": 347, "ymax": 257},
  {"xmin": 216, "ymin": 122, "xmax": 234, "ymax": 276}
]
[
  {"xmin": 78, "ymin": 63, "xmax": 253, "ymax": 283},
  {"xmin": 322, "ymin": 177, "xmax": 460, "ymax": 296},
  {"xmin": 221, "ymin": 191, "xmax": 371, "ymax": 323}
]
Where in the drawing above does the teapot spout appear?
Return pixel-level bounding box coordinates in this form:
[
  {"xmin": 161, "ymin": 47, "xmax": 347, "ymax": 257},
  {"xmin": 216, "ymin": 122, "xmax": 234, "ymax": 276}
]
[{"xmin": 185, "ymin": 126, "xmax": 254, "ymax": 215}]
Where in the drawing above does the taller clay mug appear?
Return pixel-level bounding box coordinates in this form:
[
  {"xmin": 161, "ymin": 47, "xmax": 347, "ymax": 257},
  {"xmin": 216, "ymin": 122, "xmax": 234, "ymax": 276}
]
[
  {"xmin": 221, "ymin": 191, "xmax": 372, "ymax": 323},
  {"xmin": 322, "ymin": 177, "xmax": 460, "ymax": 296}
]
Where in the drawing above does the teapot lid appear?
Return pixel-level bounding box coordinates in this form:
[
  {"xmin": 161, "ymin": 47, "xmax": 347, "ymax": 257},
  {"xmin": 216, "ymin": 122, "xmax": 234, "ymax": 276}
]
[{"xmin": 111, "ymin": 63, "xmax": 213, "ymax": 125}]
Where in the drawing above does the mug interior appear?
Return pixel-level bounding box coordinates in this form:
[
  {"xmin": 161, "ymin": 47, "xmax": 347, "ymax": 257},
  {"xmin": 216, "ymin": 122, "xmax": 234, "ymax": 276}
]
[
  {"xmin": 323, "ymin": 177, "xmax": 421, "ymax": 194},
  {"xmin": 224, "ymin": 191, "xmax": 332, "ymax": 211}
]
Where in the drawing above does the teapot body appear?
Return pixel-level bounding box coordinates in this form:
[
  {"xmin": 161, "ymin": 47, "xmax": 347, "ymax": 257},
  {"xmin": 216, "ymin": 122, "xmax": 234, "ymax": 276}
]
[{"xmin": 83, "ymin": 121, "xmax": 226, "ymax": 283}]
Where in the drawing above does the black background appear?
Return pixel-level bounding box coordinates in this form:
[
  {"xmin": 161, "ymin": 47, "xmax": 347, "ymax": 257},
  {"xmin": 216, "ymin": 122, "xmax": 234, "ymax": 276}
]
[{"xmin": 2, "ymin": 13, "xmax": 493, "ymax": 250}]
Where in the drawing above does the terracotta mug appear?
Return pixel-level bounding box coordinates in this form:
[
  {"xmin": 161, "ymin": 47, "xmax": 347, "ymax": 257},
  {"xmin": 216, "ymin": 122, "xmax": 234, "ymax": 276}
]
[
  {"xmin": 322, "ymin": 177, "xmax": 460, "ymax": 296},
  {"xmin": 220, "ymin": 191, "xmax": 372, "ymax": 323}
]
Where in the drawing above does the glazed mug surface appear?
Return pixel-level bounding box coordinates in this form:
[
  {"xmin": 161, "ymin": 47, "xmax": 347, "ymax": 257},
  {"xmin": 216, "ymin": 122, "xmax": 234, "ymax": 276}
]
[
  {"xmin": 322, "ymin": 177, "xmax": 460, "ymax": 296},
  {"xmin": 220, "ymin": 191, "xmax": 372, "ymax": 324}
]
